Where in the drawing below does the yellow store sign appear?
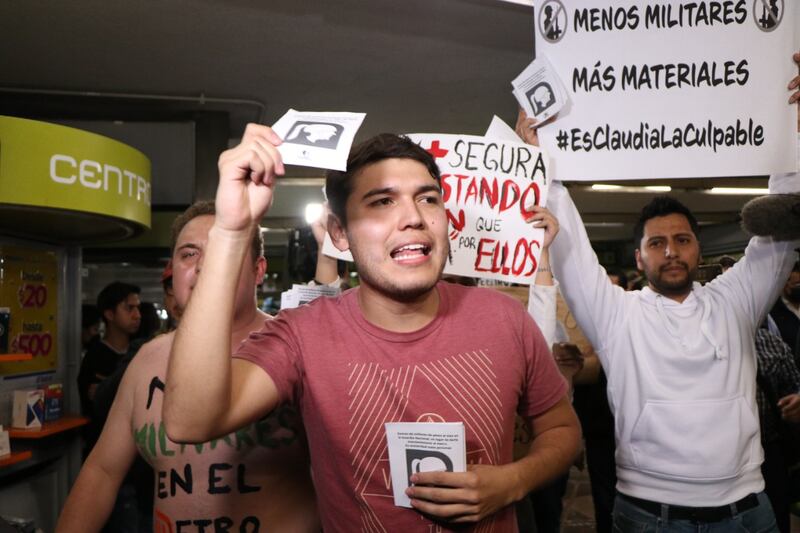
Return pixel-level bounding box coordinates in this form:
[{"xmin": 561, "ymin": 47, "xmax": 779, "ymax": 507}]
[{"xmin": 0, "ymin": 116, "xmax": 151, "ymax": 229}]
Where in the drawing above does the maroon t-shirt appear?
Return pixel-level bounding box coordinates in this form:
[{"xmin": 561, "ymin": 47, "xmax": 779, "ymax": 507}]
[{"xmin": 235, "ymin": 281, "xmax": 567, "ymax": 532}]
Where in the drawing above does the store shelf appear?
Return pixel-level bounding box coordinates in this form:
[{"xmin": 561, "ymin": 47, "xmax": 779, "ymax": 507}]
[
  {"xmin": 8, "ymin": 416, "xmax": 89, "ymax": 439},
  {"xmin": 0, "ymin": 354, "xmax": 33, "ymax": 362},
  {"xmin": 0, "ymin": 450, "xmax": 33, "ymax": 468}
]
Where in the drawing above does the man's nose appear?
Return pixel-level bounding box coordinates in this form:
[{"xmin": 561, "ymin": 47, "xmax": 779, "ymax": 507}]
[{"xmin": 398, "ymin": 199, "xmax": 424, "ymax": 230}]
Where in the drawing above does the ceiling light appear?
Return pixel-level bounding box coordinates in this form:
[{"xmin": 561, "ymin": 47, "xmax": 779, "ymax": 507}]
[
  {"xmin": 305, "ymin": 203, "xmax": 324, "ymax": 224},
  {"xmin": 583, "ymin": 222, "xmax": 625, "ymax": 227},
  {"xmin": 591, "ymin": 184, "xmax": 672, "ymax": 193},
  {"xmin": 708, "ymin": 187, "xmax": 768, "ymax": 195}
]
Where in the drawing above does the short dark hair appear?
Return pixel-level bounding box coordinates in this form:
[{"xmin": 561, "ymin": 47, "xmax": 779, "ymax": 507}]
[
  {"xmin": 718, "ymin": 255, "xmax": 737, "ymax": 270},
  {"xmin": 170, "ymin": 200, "xmax": 264, "ymax": 262},
  {"xmin": 325, "ymin": 133, "xmax": 441, "ymax": 225},
  {"xmin": 633, "ymin": 196, "xmax": 700, "ymax": 247},
  {"xmin": 97, "ymin": 282, "xmax": 140, "ymax": 323}
]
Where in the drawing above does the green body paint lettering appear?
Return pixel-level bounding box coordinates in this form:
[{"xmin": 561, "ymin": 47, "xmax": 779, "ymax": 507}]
[
  {"xmin": 158, "ymin": 422, "xmax": 176, "ymax": 456},
  {"xmin": 134, "ymin": 424, "xmax": 152, "ymax": 460},
  {"xmin": 234, "ymin": 426, "xmax": 255, "ymax": 450},
  {"xmin": 147, "ymin": 423, "xmax": 157, "ymax": 459}
]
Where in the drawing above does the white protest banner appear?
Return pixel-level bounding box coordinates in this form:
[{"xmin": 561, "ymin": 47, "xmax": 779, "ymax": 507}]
[
  {"xmin": 272, "ymin": 109, "xmax": 366, "ymax": 171},
  {"xmin": 533, "ymin": 0, "xmax": 797, "ymax": 180},
  {"xmin": 321, "ymin": 135, "xmax": 550, "ymax": 285}
]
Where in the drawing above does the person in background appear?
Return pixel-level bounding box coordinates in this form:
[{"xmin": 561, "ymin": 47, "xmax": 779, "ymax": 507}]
[
  {"xmin": 57, "ymin": 201, "xmax": 320, "ymax": 533},
  {"xmin": 514, "ymin": 51, "xmax": 800, "ymax": 532},
  {"xmin": 770, "ymin": 261, "xmax": 800, "ymax": 364},
  {"xmin": 521, "ymin": 234, "xmax": 586, "ymax": 533},
  {"xmin": 721, "ymin": 258, "xmax": 800, "ymax": 533},
  {"xmin": 78, "ymin": 281, "xmax": 141, "ymax": 455},
  {"xmin": 567, "ymin": 272, "xmax": 624, "ymax": 533},
  {"xmin": 80, "ymin": 304, "xmax": 102, "ymax": 354}
]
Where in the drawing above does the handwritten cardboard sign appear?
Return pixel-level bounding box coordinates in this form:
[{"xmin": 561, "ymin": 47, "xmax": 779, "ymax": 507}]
[
  {"xmin": 322, "ymin": 134, "xmax": 550, "ymax": 285},
  {"xmin": 533, "ymin": 0, "xmax": 797, "ymax": 180}
]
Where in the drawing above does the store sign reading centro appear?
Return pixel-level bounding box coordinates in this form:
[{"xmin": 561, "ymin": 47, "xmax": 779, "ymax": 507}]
[
  {"xmin": 0, "ymin": 116, "xmax": 151, "ymax": 228},
  {"xmin": 49, "ymin": 154, "xmax": 150, "ymax": 203}
]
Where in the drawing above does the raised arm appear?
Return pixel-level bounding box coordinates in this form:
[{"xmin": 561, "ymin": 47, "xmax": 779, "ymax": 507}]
[
  {"xmin": 57, "ymin": 367, "xmax": 139, "ymax": 532},
  {"xmin": 310, "ymin": 204, "xmax": 341, "ymax": 285},
  {"xmin": 164, "ymin": 125, "xmax": 283, "ymax": 443},
  {"xmin": 546, "ymin": 182, "xmax": 628, "ymax": 355},
  {"xmin": 516, "ymin": 109, "xmax": 626, "ymax": 355},
  {"xmin": 527, "ymin": 206, "xmax": 558, "ymax": 346}
]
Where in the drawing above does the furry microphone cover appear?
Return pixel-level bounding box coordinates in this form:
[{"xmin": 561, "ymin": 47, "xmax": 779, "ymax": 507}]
[{"xmin": 741, "ymin": 193, "xmax": 800, "ymax": 241}]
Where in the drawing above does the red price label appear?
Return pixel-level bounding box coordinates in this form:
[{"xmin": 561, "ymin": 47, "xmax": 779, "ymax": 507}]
[
  {"xmin": 11, "ymin": 332, "xmax": 53, "ymax": 356},
  {"xmin": 18, "ymin": 284, "xmax": 48, "ymax": 309}
]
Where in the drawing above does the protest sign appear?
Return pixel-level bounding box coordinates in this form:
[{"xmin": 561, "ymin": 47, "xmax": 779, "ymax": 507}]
[
  {"xmin": 322, "ymin": 134, "xmax": 550, "ymax": 285},
  {"xmin": 533, "ymin": 0, "xmax": 797, "ymax": 180},
  {"xmin": 272, "ymin": 109, "xmax": 365, "ymax": 171}
]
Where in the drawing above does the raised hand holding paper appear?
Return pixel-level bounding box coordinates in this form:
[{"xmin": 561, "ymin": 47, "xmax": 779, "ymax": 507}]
[
  {"xmin": 272, "ymin": 109, "xmax": 366, "ymax": 171},
  {"xmin": 385, "ymin": 422, "xmax": 466, "ymax": 508}
]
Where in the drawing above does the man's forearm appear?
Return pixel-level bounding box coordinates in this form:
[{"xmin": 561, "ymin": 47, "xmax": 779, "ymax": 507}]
[
  {"xmin": 314, "ymin": 253, "xmax": 339, "ymax": 285},
  {"xmin": 164, "ymin": 224, "xmax": 252, "ymax": 442},
  {"xmin": 507, "ymin": 420, "xmax": 581, "ymax": 501}
]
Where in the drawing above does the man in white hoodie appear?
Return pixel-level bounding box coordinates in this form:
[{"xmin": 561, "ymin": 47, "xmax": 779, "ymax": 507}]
[{"xmin": 515, "ymin": 53, "xmax": 800, "ymax": 531}]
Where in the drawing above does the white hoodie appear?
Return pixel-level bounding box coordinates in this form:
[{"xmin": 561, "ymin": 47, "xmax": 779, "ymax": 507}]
[{"xmin": 547, "ymin": 169, "xmax": 799, "ymax": 506}]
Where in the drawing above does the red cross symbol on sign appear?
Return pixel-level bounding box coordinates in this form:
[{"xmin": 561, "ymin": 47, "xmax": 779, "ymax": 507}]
[{"xmin": 424, "ymin": 140, "xmax": 449, "ymax": 159}]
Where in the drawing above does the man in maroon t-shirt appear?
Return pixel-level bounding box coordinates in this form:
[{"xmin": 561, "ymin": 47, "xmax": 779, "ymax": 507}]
[{"xmin": 164, "ymin": 126, "xmax": 581, "ymax": 532}]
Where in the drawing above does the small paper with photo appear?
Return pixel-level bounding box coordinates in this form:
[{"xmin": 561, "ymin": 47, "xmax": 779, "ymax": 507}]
[
  {"xmin": 272, "ymin": 109, "xmax": 366, "ymax": 171},
  {"xmin": 385, "ymin": 421, "xmax": 466, "ymax": 508},
  {"xmin": 511, "ymin": 56, "xmax": 568, "ymax": 123}
]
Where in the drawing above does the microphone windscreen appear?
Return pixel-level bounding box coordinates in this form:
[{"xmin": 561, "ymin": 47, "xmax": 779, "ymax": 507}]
[{"xmin": 740, "ymin": 193, "xmax": 800, "ymax": 241}]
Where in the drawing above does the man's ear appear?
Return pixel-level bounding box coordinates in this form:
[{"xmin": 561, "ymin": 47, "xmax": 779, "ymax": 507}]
[
  {"xmin": 634, "ymin": 248, "xmax": 643, "ymax": 271},
  {"xmin": 103, "ymin": 309, "xmax": 115, "ymax": 324},
  {"xmin": 254, "ymin": 256, "xmax": 267, "ymax": 286},
  {"xmin": 327, "ymin": 213, "xmax": 350, "ymax": 252}
]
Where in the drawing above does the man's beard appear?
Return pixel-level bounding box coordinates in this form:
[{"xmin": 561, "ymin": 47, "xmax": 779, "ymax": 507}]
[
  {"xmin": 646, "ymin": 261, "xmax": 697, "ymax": 297},
  {"xmin": 354, "ymin": 242, "xmax": 449, "ymax": 303}
]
